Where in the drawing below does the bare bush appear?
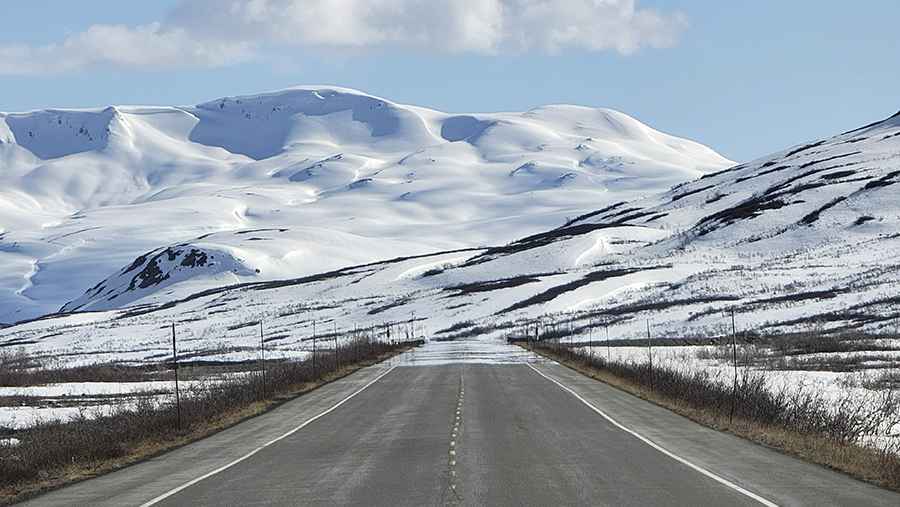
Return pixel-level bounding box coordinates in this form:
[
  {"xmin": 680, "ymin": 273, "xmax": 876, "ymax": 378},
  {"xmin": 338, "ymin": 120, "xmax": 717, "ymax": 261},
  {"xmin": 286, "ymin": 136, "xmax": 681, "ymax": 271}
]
[
  {"xmin": 0, "ymin": 347, "xmax": 160, "ymax": 386},
  {"xmin": 694, "ymin": 344, "xmax": 762, "ymax": 364},
  {"xmin": 767, "ymin": 332, "xmax": 899, "ymax": 356}
]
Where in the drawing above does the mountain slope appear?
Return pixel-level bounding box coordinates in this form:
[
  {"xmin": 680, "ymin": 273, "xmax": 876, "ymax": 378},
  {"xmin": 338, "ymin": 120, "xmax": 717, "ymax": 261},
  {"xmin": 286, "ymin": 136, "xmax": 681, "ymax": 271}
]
[
  {"xmin": 2, "ymin": 110, "xmax": 899, "ymax": 369},
  {"xmin": 0, "ymin": 86, "xmax": 731, "ymax": 322}
]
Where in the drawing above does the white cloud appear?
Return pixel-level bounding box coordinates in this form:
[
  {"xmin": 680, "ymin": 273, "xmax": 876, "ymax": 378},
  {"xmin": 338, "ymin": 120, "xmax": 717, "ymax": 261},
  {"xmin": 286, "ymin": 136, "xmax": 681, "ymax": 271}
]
[
  {"xmin": 500, "ymin": 0, "xmax": 688, "ymax": 54},
  {"xmin": 0, "ymin": 0, "xmax": 686, "ymax": 75},
  {"xmin": 166, "ymin": 0, "xmax": 508, "ymax": 52},
  {"xmin": 0, "ymin": 23, "xmax": 252, "ymax": 75}
]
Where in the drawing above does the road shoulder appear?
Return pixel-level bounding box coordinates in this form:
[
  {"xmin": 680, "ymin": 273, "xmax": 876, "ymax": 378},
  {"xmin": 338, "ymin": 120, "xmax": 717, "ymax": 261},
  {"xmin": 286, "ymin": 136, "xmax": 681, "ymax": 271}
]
[{"xmin": 531, "ymin": 361, "xmax": 900, "ymax": 507}]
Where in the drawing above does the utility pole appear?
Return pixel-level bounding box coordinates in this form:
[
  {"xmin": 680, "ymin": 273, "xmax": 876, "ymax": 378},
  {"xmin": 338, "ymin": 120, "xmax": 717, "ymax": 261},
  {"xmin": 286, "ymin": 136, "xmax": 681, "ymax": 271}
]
[
  {"xmin": 555, "ymin": 320, "xmax": 560, "ymax": 355},
  {"xmin": 312, "ymin": 319, "xmax": 317, "ymax": 372},
  {"xmin": 333, "ymin": 321, "xmax": 339, "ymax": 371},
  {"xmin": 172, "ymin": 322, "xmax": 181, "ymax": 429},
  {"xmin": 606, "ymin": 321, "xmax": 610, "ymax": 362},
  {"xmin": 260, "ymin": 320, "xmax": 267, "ymax": 399},
  {"xmin": 647, "ymin": 320, "xmax": 653, "ymax": 391},
  {"xmin": 556, "ymin": 320, "xmax": 561, "ymax": 355},
  {"xmin": 588, "ymin": 320, "xmax": 595, "ymax": 364},
  {"xmin": 892, "ymin": 324, "xmax": 898, "ymax": 390},
  {"xmin": 730, "ymin": 309, "xmax": 738, "ymax": 425}
]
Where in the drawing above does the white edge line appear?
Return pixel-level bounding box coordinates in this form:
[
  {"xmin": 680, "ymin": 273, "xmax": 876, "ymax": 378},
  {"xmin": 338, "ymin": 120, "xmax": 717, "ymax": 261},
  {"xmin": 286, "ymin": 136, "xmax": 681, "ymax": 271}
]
[
  {"xmin": 526, "ymin": 363, "xmax": 779, "ymax": 507},
  {"xmin": 140, "ymin": 365, "xmax": 398, "ymax": 506}
]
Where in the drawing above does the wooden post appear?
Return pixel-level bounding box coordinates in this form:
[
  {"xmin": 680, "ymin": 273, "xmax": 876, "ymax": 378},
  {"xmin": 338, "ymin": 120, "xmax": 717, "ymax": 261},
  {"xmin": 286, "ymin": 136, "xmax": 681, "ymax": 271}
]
[
  {"xmin": 172, "ymin": 322, "xmax": 181, "ymax": 429},
  {"xmin": 891, "ymin": 323, "xmax": 897, "ymax": 390},
  {"xmin": 260, "ymin": 320, "xmax": 267, "ymax": 399},
  {"xmin": 730, "ymin": 310, "xmax": 738, "ymax": 425},
  {"xmin": 589, "ymin": 320, "xmax": 595, "ymax": 365},
  {"xmin": 555, "ymin": 321, "xmax": 560, "ymax": 354},
  {"xmin": 555, "ymin": 322, "xmax": 559, "ymax": 355},
  {"xmin": 606, "ymin": 321, "xmax": 610, "ymax": 362},
  {"xmin": 647, "ymin": 320, "xmax": 653, "ymax": 391}
]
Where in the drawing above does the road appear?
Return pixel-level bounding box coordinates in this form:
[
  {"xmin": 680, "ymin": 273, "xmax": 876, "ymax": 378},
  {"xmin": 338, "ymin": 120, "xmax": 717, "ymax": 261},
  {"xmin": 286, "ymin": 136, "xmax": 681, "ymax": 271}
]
[{"xmin": 23, "ymin": 340, "xmax": 900, "ymax": 506}]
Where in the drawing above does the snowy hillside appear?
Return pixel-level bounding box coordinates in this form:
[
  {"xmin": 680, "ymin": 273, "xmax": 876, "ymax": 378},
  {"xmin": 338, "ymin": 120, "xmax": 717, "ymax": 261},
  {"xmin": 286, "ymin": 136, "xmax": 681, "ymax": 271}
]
[
  {"xmin": 2, "ymin": 110, "xmax": 900, "ymax": 369},
  {"xmin": 0, "ymin": 86, "xmax": 731, "ymax": 322}
]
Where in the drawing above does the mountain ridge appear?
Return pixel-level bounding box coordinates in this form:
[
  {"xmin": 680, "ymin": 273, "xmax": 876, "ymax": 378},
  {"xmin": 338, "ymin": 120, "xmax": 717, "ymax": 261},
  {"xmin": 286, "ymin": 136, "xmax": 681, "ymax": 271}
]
[
  {"xmin": 3, "ymin": 106, "xmax": 900, "ymax": 368},
  {"xmin": 0, "ymin": 86, "xmax": 732, "ymax": 322}
]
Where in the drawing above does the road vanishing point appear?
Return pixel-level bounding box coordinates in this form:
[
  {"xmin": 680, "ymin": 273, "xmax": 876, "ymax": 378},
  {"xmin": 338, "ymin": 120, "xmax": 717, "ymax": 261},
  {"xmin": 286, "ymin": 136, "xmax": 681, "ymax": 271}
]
[{"xmin": 23, "ymin": 341, "xmax": 900, "ymax": 506}]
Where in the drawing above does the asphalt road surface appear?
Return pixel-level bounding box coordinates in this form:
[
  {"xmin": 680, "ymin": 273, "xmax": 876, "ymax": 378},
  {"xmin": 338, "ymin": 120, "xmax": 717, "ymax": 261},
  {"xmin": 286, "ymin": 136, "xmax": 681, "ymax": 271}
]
[{"xmin": 23, "ymin": 340, "xmax": 900, "ymax": 506}]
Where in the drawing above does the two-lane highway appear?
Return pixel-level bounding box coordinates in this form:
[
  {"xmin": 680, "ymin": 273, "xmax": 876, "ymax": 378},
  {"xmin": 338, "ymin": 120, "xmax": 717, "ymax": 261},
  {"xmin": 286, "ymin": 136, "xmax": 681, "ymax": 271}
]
[{"xmin": 24, "ymin": 340, "xmax": 900, "ymax": 506}]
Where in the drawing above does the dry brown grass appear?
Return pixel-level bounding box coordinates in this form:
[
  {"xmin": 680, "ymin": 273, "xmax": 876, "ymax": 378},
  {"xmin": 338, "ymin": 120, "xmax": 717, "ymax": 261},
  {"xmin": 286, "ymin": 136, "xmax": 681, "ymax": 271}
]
[
  {"xmin": 0, "ymin": 348, "xmax": 163, "ymax": 386},
  {"xmin": 521, "ymin": 343, "xmax": 900, "ymax": 493}
]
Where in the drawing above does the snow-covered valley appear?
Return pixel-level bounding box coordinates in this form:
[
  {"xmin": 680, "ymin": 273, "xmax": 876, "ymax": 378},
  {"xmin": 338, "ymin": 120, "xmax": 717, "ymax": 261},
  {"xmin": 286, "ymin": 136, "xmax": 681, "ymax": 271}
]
[{"xmin": 0, "ymin": 87, "xmax": 899, "ymax": 366}]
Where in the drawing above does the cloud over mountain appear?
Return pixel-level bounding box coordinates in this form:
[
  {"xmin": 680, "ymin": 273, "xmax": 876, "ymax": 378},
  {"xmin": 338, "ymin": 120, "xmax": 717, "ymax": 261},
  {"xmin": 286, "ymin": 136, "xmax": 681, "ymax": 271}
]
[{"xmin": 0, "ymin": 1, "xmax": 687, "ymax": 75}]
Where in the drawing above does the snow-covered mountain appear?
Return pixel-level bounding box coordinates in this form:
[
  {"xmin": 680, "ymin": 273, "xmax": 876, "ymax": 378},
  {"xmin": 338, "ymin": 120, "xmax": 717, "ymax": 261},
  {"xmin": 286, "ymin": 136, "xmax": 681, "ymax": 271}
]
[
  {"xmin": 2, "ymin": 107, "xmax": 899, "ymax": 369},
  {"xmin": 0, "ymin": 86, "xmax": 732, "ymax": 322}
]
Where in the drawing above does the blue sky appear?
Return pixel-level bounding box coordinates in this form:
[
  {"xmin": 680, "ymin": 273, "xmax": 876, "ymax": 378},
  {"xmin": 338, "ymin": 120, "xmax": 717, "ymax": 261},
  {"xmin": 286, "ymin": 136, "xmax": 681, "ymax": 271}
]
[{"xmin": 1, "ymin": 1, "xmax": 897, "ymax": 161}]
